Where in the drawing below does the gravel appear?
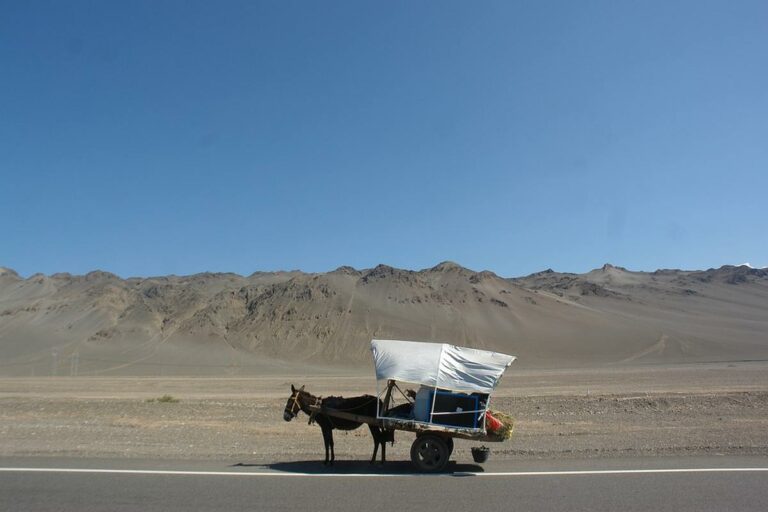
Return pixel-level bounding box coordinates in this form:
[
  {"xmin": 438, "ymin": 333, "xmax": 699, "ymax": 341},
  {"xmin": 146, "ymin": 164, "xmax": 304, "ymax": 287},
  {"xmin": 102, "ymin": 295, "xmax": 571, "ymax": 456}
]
[{"xmin": 2, "ymin": 388, "xmax": 766, "ymax": 464}]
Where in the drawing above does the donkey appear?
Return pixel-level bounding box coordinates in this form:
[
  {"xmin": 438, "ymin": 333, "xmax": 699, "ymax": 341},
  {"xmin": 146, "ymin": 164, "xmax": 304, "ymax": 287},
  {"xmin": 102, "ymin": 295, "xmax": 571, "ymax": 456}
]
[{"xmin": 283, "ymin": 385, "xmax": 394, "ymax": 465}]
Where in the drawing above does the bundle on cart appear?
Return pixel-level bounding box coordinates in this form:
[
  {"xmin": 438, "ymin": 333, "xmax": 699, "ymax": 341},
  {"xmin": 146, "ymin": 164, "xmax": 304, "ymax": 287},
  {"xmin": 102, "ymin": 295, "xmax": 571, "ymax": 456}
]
[{"xmin": 485, "ymin": 410, "xmax": 515, "ymax": 440}]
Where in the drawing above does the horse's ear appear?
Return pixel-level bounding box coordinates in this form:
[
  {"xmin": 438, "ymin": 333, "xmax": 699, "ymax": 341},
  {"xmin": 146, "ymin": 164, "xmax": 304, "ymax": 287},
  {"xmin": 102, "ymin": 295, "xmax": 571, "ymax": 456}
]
[
  {"xmin": 291, "ymin": 384, "xmax": 296, "ymax": 393},
  {"xmin": 299, "ymin": 385, "xmax": 305, "ymax": 392}
]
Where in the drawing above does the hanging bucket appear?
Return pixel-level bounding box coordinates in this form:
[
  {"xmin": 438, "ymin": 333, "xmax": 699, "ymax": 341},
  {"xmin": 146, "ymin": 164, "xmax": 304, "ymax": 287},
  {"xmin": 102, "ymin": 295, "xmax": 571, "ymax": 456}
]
[{"xmin": 471, "ymin": 446, "xmax": 490, "ymax": 463}]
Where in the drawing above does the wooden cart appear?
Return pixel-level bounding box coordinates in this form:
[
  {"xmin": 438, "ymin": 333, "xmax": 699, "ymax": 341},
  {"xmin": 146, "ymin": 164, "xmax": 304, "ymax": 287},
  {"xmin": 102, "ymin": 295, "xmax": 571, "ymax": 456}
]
[{"xmin": 310, "ymin": 339, "xmax": 516, "ymax": 472}]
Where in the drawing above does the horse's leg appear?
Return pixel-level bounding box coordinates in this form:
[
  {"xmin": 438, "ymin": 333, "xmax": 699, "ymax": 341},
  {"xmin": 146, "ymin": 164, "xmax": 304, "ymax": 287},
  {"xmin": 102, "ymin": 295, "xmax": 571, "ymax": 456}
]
[
  {"xmin": 328, "ymin": 429, "xmax": 335, "ymax": 465},
  {"xmin": 381, "ymin": 431, "xmax": 386, "ymax": 464},
  {"xmin": 321, "ymin": 425, "xmax": 331, "ymax": 465},
  {"xmin": 368, "ymin": 425, "xmax": 379, "ymax": 464}
]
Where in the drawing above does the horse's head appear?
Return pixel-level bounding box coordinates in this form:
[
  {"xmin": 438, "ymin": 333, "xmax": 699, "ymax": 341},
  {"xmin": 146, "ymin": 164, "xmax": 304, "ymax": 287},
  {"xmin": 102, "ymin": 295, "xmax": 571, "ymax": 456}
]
[{"xmin": 283, "ymin": 384, "xmax": 305, "ymax": 422}]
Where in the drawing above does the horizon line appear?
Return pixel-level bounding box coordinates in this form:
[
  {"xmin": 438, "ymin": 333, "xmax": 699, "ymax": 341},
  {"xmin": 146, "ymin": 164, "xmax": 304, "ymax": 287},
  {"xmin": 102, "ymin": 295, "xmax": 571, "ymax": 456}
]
[{"xmin": 2, "ymin": 261, "xmax": 765, "ymax": 282}]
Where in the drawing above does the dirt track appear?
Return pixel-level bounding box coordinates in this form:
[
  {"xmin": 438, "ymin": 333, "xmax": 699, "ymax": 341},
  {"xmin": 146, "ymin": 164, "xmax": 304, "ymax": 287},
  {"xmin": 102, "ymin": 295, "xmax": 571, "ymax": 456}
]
[{"xmin": 2, "ymin": 363, "xmax": 767, "ymax": 463}]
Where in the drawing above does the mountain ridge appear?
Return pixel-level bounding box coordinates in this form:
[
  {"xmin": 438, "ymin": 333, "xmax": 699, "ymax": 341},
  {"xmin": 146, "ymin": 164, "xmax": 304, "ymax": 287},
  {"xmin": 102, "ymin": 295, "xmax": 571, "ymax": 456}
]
[
  {"xmin": 1, "ymin": 262, "xmax": 766, "ymax": 375},
  {"xmin": 3, "ymin": 261, "xmax": 764, "ymax": 281}
]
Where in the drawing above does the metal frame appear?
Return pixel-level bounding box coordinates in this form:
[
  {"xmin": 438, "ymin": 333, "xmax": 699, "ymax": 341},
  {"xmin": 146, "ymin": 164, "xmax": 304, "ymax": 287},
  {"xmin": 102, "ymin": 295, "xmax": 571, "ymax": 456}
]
[
  {"xmin": 307, "ymin": 402, "xmax": 505, "ymax": 442},
  {"xmin": 328, "ymin": 341, "xmax": 512, "ymax": 444},
  {"xmin": 338, "ymin": 378, "xmax": 501, "ymax": 442}
]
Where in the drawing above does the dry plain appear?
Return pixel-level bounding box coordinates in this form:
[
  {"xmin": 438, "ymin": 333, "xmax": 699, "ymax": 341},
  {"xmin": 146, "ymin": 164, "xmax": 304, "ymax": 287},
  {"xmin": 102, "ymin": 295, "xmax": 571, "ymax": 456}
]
[{"xmin": 2, "ymin": 361, "xmax": 767, "ymax": 465}]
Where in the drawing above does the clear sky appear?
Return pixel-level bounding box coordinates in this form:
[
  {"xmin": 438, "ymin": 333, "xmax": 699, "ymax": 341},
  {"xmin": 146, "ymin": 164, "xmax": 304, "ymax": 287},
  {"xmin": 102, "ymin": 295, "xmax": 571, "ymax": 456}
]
[{"xmin": 1, "ymin": 1, "xmax": 766, "ymax": 278}]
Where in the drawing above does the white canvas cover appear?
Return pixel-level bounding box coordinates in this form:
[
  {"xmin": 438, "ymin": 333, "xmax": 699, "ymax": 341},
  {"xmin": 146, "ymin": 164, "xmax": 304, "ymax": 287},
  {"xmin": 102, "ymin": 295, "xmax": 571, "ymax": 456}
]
[{"xmin": 370, "ymin": 339, "xmax": 516, "ymax": 394}]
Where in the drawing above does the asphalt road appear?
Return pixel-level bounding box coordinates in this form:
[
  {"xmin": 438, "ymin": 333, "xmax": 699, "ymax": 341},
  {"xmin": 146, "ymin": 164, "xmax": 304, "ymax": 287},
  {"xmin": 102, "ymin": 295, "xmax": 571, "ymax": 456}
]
[{"xmin": 2, "ymin": 456, "xmax": 767, "ymax": 512}]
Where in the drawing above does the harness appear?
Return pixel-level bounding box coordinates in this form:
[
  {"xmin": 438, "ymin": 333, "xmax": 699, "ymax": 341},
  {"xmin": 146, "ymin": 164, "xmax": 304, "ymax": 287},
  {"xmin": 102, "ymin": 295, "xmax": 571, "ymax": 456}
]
[
  {"xmin": 287, "ymin": 391, "xmax": 322, "ymax": 425},
  {"xmin": 289, "ymin": 391, "xmax": 383, "ymax": 429},
  {"xmin": 308, "ymin": 395, "xmax": 380, "ymax": 428},
  {"xmin": 289, "ymin": 393, "xmax": 301, "ymax": 417},
  {"xmin": 288, "ymin": 391, "xmax": 393, "ymax": 444}
]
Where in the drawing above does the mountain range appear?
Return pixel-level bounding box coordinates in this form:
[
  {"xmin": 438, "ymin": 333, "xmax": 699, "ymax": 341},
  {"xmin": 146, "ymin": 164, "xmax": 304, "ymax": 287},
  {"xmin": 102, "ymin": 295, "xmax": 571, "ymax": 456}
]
[{"xmin": 1, "ymin": 262, "xmax": 766, "ymax": 375}]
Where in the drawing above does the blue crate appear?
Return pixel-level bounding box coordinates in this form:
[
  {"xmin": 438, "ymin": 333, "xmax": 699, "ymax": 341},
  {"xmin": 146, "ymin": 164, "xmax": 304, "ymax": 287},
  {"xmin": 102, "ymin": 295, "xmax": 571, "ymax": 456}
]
[{"xmin": 428, "ymin": 391, "xmax": 480, "ymax": 429}]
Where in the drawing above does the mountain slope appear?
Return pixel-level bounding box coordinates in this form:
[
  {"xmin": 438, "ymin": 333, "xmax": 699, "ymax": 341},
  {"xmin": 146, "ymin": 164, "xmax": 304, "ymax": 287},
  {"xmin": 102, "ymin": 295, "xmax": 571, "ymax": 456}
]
[{"xmin": 1, "ymin": 263, "xmax": 767, "ymax": 375}]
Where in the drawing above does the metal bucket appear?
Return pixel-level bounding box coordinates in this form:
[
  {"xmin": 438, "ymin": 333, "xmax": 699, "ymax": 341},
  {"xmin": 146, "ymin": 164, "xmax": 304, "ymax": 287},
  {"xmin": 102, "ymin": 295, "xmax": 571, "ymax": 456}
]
[{"xmin": 471, "ymin": 446, "xmax": 490, "ymax": 463}]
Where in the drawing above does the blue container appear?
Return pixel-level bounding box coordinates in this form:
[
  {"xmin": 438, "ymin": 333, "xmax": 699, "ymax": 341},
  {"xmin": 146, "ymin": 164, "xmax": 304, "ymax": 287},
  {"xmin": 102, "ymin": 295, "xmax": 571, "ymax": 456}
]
[
  {"xmin": 413, "ymin": 386, "xmax": 432, "ymax": 422},
  {"xmin": 428, "ymin": 391, "xmax": 479, "ymax": 428}
]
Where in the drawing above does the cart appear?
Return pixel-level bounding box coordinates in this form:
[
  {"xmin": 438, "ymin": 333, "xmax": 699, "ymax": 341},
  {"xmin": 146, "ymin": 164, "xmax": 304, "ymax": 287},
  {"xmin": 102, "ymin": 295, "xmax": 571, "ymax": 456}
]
[{"xmin": 309, "ymin": 339, "xmax": 516, "ymax": 472}]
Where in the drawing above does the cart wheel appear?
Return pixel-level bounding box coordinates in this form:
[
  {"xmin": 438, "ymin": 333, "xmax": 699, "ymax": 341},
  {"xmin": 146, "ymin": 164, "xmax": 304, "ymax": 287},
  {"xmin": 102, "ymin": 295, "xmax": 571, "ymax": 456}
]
[
  {"xmin": 410, "ymin": 435, "xmax": 450, "ymax": 472},
  {"xmin": 415, "ymin": 433, "xmax": 453, "ymax": 457}
]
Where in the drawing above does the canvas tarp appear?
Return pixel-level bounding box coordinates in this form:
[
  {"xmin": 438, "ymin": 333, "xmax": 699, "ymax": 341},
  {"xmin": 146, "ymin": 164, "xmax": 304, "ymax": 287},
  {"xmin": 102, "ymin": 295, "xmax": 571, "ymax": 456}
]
[{"xmin": 370, "ymin": 339, "xmax": 516, "ymax": 394}]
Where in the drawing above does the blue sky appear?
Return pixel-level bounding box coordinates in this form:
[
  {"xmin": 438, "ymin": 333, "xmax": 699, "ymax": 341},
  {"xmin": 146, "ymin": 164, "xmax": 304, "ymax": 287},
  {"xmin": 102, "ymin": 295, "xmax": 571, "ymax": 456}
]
[{"xmin": 1, "ymin": 0, "xmax": 766, "ymax": 278}]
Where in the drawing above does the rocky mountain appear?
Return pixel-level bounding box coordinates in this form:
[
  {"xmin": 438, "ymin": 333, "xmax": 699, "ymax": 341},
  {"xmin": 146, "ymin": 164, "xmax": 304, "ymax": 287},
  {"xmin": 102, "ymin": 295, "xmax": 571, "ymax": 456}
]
[{"xmin": 1, "ymin": 262, "xmax": 767, "ymax": 375}]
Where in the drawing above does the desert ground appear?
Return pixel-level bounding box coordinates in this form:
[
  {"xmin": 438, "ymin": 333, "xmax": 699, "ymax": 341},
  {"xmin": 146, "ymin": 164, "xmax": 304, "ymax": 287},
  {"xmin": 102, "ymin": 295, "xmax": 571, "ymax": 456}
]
[
  {"xmin": 2, "ymin": 361, "xmax": 767, "ymax": 464},
  {"xmin": 3, "ymin": 264, "xmax": 767, "ymax": 465}
]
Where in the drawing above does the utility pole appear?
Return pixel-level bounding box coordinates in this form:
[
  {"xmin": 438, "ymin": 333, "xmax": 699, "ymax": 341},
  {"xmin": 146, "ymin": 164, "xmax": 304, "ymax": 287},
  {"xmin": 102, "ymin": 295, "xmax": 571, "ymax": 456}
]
[
  {"xmin": 51, "ymin": 350, "xmax": 58, "ymax": 376},
  {"xmin": 70, "ymin": 352, "xmax": 79, "ymax": 376}
]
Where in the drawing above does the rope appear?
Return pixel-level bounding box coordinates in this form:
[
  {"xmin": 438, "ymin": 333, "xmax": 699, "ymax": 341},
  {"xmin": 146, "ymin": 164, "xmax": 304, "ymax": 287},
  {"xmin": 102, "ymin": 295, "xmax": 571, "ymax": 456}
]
[
  {"xmin": 392, "ymin": 382, "xmax": 414, "ymax": 403},
  {"xmin": 291, "ymin": 387, "xmax": 395, "ymax": 435},
  {"xmin": 298, "ymin": 392, "xmax": 381, "ymax": 429},
  {"xmin": 319, "ymin": 395, "xmax": 379, "ymax": 412}
]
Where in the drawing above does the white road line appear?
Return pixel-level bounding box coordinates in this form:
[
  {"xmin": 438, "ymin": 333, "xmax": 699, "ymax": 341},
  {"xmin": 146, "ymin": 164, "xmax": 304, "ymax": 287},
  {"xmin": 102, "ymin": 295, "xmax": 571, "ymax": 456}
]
[
  {"xmin": 1, "ymin": 467, "xmax": 767, "ymax": 478},
  {"xmin": 464, "ymin": 468, "xmax": 768, "ymax": 477},
  {"xmin": 0, "ymin": 468, "xmax": 405, "ymax": 478}
]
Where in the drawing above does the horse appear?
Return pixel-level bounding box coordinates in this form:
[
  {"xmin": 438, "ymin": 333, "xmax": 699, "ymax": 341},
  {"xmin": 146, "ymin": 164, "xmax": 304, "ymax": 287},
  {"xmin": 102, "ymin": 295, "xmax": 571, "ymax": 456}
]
[{"xmin": 283, "ymin": 385, "xmax": 394, "ymax": 465}]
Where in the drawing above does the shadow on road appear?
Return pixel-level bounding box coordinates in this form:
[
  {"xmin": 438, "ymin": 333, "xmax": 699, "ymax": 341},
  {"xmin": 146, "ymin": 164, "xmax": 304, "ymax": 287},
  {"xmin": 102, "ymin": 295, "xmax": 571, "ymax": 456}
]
[{"xmin": 231, "ymin": 460, "xmax": 484, "ymax": 475}]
